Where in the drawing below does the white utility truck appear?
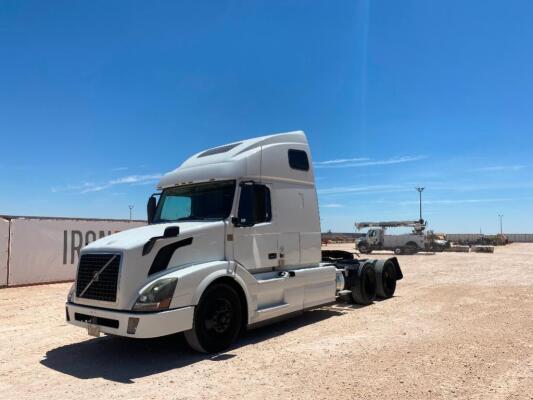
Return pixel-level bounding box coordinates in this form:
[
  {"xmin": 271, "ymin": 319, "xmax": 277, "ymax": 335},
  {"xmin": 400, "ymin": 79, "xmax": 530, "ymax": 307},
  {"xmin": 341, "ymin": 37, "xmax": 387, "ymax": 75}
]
[
  {"xmin": 66, "ymin": 131, "xmax": 402, "ymax": 353},
  {"xmin": 355, "ymin": 220, "xmax": 449, "ymax": 255}
]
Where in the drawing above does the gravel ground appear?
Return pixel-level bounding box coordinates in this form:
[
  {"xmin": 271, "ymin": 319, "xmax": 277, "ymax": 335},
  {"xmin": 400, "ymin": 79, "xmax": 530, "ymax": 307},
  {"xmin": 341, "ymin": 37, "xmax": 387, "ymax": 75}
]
[{"xmin": 1, "ymin": 243, "xmax": 532, "ymax": 400}]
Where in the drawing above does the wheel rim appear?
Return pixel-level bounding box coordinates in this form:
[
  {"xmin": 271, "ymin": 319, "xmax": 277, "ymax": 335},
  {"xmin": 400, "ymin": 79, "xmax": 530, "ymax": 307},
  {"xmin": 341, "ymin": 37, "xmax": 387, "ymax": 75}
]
[{"xmin": 204, "ymin": 298, "xmax": 233, "ymax": 334}]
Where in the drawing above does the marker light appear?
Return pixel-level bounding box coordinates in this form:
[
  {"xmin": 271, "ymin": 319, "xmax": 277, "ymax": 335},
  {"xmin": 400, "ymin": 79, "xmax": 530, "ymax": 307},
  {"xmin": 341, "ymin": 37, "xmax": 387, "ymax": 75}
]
[{"xmin": 67, "ymin": 284, "xmax": 75, "ymax": 302}]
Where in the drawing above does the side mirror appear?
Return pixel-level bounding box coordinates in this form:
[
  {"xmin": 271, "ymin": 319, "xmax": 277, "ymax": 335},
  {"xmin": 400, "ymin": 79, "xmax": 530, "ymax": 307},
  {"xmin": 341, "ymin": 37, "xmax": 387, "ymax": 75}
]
[
  {"xmin": 147, "ymin": 196, "xmax": 157, "ymax": 224},
  {"xmin": 163, "ymin": 226, "xmax": 179, "ymax": 237}
]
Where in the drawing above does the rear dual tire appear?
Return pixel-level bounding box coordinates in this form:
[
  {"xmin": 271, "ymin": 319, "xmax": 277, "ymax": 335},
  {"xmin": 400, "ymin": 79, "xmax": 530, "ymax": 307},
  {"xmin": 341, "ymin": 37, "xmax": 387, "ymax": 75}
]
[
  {"xmin": 375, "ymin": 259, "xmax": 397, "ymax": 299},
  {"xmin": 405, "ymin": 242, "xmax": 419, "ymax": 255},
  {"xmin": 394, "ymin": 244, "xmax": 418, "ymax": 255},
  {"xmin": 350, "ymin": 263, "xmax": 377, "ymax": 305}
]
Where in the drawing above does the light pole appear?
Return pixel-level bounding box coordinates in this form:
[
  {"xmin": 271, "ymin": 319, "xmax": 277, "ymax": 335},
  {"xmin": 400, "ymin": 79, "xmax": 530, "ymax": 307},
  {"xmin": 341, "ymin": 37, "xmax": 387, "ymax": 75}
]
[
  {"xmin": 128, "ymin": 205, "xmax": 134, "ymax": 221},
  {"xmin": 498, "ymin": 214, "xmax": 503, "ymax": 235},
  {"xmin": 415, "ymin": 187, "xmax": 425, "ymax": 222}
]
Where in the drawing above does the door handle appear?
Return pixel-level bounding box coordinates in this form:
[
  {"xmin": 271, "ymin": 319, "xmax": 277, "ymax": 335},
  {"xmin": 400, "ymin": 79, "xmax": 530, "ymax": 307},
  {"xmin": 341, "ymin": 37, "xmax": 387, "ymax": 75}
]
[{"xmin": 268, "ymin": 253, "xmax": 277, "ymax": 259}]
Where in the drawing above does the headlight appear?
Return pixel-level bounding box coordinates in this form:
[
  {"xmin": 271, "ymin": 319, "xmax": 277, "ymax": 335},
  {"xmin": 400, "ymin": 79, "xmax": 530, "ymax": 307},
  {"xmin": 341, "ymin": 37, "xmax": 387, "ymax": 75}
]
[
  {"xmin": 67, "ymin": 283, "xmax": 75, "ymax": 302},
  {"xmin": 133, "ymin": 278, "xmax": 178, "ymax": 312}
]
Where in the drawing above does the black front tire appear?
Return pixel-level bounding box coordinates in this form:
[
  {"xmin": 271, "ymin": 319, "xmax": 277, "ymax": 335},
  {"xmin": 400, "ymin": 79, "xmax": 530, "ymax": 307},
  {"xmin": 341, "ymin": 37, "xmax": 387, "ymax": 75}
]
[
  {"xmin": 185, "ymin": 284, "xmax": 242, "ymax": 353},
  {"xmin": 358, "ymin": 243, "xmax": 371, "ymax": 254}
]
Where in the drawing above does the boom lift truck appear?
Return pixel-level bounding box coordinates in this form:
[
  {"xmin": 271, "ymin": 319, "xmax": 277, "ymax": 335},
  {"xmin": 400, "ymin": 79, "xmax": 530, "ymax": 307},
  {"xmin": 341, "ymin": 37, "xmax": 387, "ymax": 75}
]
[
  {"xmin": 355, "ymin": 220, "xmax": 449, "ymax": 255},
  {"xmin": 65, "ymin": 131, "xmax": 403, "ymax": 353}
]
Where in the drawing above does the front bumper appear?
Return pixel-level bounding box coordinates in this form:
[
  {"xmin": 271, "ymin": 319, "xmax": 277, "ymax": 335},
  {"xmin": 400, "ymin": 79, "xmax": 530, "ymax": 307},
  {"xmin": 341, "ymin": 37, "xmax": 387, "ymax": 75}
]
[{"xmin": 66, "ymin": 302, "xmax": 194, "ymax": 338}]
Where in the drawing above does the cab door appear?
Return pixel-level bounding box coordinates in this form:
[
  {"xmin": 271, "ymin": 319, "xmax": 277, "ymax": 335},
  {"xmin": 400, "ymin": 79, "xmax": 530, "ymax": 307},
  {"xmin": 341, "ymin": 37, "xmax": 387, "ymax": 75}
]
[
  {"xmin": 367, "ymin": 229, "xmax": 380, "ymax": 246},
  {"xmin": 232, "ymin": 182, "xmax": 279, "ymax": 272}
]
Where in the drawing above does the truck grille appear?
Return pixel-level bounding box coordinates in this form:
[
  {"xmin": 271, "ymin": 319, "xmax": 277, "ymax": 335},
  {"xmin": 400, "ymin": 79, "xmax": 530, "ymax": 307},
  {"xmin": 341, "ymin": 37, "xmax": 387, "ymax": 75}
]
[{"xmin": 76, "ymin": 253, "xmax": 121, "ymax": 302}]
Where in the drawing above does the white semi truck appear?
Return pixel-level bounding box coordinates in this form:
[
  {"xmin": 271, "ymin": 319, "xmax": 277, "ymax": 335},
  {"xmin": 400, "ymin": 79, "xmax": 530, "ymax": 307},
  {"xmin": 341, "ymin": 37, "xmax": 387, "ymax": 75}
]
[{"xmin": 66, "ymin": 131, "xmax": 403, "ymax": 353}]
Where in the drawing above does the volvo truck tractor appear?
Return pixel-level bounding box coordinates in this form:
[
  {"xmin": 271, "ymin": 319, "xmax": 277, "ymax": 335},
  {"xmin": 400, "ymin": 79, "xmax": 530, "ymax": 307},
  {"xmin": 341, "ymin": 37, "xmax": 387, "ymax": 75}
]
[{"xmin": 66, "ymin": 131, "xmax": 403, "ymax": 353}]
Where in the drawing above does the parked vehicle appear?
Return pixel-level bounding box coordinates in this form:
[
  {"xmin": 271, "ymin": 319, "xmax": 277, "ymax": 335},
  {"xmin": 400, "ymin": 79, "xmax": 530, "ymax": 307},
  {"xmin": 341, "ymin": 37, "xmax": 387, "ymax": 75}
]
[
  {"xmin": 355, "ymin": 221, "xmax": 449, "ymax": 254},
  {"xmin": 66, "ymin": 131, "xmax": 403, "ymax": 353},
  {"xmin": 456, "ymin": 234, "xmax": 509, "ymax": 246}
]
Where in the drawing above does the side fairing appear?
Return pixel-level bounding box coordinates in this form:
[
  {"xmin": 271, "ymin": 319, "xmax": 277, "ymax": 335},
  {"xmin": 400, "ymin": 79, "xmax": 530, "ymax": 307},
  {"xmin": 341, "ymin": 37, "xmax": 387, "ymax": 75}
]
[{"xmin": 166, "ymin": 261, "xmax": 336, "ymax": 326}]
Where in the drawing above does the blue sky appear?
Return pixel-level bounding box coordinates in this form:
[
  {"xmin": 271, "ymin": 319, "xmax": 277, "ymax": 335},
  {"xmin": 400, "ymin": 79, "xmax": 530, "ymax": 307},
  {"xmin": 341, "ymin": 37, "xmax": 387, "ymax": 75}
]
[{"xmin": 1, "ymin": 0, "xmax": 532, "ymax": 233}]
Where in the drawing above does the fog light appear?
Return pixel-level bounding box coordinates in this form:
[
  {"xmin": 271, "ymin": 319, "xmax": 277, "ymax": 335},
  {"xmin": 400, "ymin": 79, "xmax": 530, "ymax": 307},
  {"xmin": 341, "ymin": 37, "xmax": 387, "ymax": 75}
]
[{"xmin": 127, "ymin": 317, "xmax": 140, "ymax": 334}]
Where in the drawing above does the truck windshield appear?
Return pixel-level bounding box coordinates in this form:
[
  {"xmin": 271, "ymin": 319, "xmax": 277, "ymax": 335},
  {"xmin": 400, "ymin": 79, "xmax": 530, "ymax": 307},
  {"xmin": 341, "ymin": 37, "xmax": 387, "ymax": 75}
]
[{"xmin": 154, "ymin": 180, "xmax": 236, "ymax": 223}]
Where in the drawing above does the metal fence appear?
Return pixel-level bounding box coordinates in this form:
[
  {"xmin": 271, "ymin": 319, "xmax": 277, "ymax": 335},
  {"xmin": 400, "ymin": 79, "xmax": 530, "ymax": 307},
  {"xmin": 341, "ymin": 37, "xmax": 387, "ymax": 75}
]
[
  {"xmin": 320, "ymin": 232, "xmax": 533, "ymax": 243},
  {"xmin": 445, "ymin": 233, "xmax": 533, "ymax": 243}
]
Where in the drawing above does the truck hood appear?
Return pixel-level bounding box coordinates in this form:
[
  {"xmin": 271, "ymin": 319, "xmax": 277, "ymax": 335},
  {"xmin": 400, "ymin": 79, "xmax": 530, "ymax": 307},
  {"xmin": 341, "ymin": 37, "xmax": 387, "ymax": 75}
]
[
  {"xmin": 76, "ymin": 220, "xmax": 227, "ymax": 310},
  {"xmin": 83, "ymin": 221, "xmax": 220, "ymax": 251}
]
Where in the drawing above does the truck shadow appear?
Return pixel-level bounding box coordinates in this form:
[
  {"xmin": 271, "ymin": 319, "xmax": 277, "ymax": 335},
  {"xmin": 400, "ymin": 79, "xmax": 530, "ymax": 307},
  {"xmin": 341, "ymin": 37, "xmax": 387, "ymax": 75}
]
[{"xmin": 40, "ymin": 307, "xmax": 348, "ymax": 383}]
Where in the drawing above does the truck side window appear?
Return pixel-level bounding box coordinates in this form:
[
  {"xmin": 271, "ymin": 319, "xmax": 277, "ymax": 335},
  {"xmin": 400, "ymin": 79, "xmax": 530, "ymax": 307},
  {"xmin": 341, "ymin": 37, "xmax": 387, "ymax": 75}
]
[
  {"xmin": 253, "ymin": 185, "xmax": 272, "ymax": 223},
  {"xmin": 288, "ymin": 149, "xmax": 309, "ymax": 171},
  {"xmin": 238, "ymin": 184, "xmax": 271, "ymax": 225}
]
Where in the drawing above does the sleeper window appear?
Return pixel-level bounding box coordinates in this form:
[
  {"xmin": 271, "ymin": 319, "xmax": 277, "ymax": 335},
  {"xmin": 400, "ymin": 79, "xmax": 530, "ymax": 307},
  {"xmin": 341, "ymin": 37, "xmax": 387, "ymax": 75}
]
[{"xmin": 288, "ymin": 149, "xmax": 310, "ymax": 171}]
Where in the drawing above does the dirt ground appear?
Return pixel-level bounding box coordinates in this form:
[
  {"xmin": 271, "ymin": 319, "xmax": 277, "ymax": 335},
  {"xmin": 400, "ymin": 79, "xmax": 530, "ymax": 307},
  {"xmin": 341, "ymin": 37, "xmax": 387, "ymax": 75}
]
[{"xmin": 1, "ymin": 243, "xmax": 532, "ymax": 400}]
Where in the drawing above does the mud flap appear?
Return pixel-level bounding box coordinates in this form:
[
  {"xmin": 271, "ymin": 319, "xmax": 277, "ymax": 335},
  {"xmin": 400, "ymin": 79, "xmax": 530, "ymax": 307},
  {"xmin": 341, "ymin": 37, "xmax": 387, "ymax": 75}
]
[
  {"xmin": 386, "ymin": 257, "xmax": 403, "ymax": 280},
  {"xmin": 372, "ymin": 257, "xmax": 402, "ymax": 299}
]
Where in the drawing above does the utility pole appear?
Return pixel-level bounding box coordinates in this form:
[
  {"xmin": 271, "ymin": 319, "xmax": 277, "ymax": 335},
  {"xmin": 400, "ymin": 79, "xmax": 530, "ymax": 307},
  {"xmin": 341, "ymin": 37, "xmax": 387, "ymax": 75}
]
[
  {"xmin": 498, "ymin": 214, "xmax": 503, "ymax": 235},
  {"xmin": 415, "ymin": 187, "xmax": 425, "ymax": 222},
  {"xmin": 128, "ymin": 205, "xmax": 134, "ymax": 221}
]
